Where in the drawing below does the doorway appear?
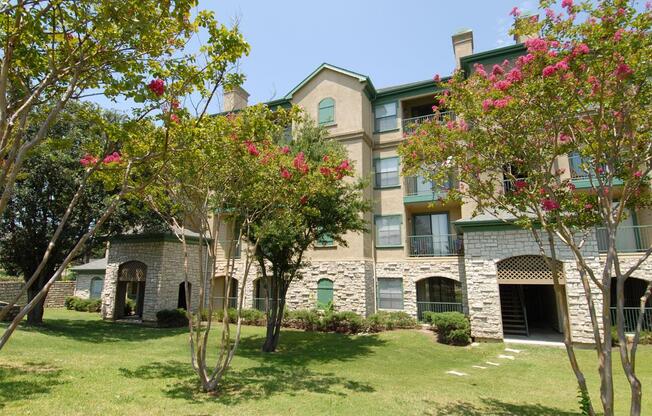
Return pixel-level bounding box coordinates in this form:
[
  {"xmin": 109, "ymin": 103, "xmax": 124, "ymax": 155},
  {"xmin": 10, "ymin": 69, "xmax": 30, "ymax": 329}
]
[{"xmin": 115, "ymin": 261, "xmax": 147, "ymax": 319}]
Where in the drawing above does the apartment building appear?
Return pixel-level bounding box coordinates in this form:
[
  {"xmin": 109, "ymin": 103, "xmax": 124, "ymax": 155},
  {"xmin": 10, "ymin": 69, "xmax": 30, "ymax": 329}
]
[{"xmin": 100, "ymin": 30, "xmax": 651, "ymax": 344}]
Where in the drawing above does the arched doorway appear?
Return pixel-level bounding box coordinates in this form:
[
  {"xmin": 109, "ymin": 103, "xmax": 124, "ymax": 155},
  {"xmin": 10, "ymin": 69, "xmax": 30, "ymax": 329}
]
[
  {"xmin": 115, "ymin": 261, "xmax": 147, "ymax": 319},
  {"xmin": 212, "ymin": 276, "xmax": 238, "ymax": 309},
  {"xmin": 610, "ymin": 277, "xmax": 652, "ymax": 331},
  {"xmin": 415, "ymin": 276, "xmax": 462, "ymax": 321},
  {"xmin": 496, "ymin": 255, "xmax": 565, "ymax": 337},
  {"xmin": 177, "ymin": 282, "xmax": 191, "ymax": 310}
]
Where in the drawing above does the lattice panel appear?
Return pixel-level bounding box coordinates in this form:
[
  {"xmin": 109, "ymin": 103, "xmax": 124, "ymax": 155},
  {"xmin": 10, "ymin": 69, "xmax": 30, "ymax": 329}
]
[
  {"xmin": 496, "ymin": 255, "xmax": 564, "ymax": 283},
  {"xmin": 118, "ymin": 261, "xmax": 147, "ymax": 282}
]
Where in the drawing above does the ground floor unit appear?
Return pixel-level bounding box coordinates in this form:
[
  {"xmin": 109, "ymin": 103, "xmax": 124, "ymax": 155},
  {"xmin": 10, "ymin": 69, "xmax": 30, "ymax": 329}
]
[{"xmin": 96, "ymin": 228, "xmax": 652, "ymax": 345}]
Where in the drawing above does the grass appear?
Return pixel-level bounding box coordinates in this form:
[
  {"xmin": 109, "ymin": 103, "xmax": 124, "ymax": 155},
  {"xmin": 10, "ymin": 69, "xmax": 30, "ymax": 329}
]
[
  {"xmin": 0, "ymin": 268, "xmax": 20, "ymax": 281},
  {"xmin": 0, "ymin": 310, "xmax": 650, "ymax": 415}
]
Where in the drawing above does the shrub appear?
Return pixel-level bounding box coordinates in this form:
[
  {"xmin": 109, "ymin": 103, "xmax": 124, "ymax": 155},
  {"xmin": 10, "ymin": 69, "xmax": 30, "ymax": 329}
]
[
  {"xmin": 426, "ymin": 312, "xmax": 471, "ymax": 346},
  {"xmin": 64, "ymin": 296, "xmax": 101, "ymax": 313},
  {"xmin": 64, "ymin": 296, "xmax": 77, "ymax": 310},
  {"xmin": 640, "ymin": 331, "xmax": 652, "ymax": 345},
  {"xmin": 212, "ymin": 308, "xmax": 265, "ymax": 325},
  {"xmin": 284, "ymin": 309, "xmax": 320, "ymax": 331},
  {"xmin": 320, "ymin": 311, "xmax": 364, "ymax": 334},
  {"xmin": 156, "ymin": 308, "xmax": 189, "ymax": 327},
  {"xmin": 363, "ymin": 313, "xmax": 388, "ymax": 332},
  {"xmin": 124, "ymin": 299, "xmax": 136, "ymax": 316}
]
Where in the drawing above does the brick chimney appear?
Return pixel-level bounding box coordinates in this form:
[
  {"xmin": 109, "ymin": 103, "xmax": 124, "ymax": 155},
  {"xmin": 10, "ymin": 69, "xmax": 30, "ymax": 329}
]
[
  {"xmin": 223, "ymin": 85, "xmax": 249, "ymax": 112},
  {"xmin": 452, "ymin": 29, "xmax": 474, "ymax": 69}
]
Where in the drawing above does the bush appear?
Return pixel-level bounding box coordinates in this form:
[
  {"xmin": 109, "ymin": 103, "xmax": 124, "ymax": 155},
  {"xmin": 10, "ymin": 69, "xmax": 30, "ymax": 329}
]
[
  {"xmin": 425, "ymin": 312, "xmax": 471, "ymax": 346},
  {"xmin": 64, "ymin": 296, "xmax": 101, "ymax": 313},
  {"xmin": 284, "ymin": 309, "xmax": 321, "ymax": 331},
  {"xmin": 156, "ymin": 308, "xmax": 188, "ymax": 327},
  {"xmin": 212, "ymin": 308, "xmax": 265, "ymax": 326},
  {"xmin": 363, "ymin": 311, "xmax": 417, "ymax": 332},
  {"xmin": 320, "ymin": 311, "xmax": 364, "ymax": 334},
  {"xmin": 124, "ymin": 299, "xmax": 136, "ymax": 316},
  {"xmin": 640, "ymin": 331, "xmax": 652, "ymax": 345}
]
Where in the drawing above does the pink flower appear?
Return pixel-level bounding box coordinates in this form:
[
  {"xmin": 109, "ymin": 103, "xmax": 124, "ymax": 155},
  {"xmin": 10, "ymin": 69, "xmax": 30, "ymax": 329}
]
[
  {"xmin": 555, "ymin": 59, "xmax": 569, "ymax": 71},
  {"xmin": 548, "ymin": 50, "xmax": 558, "ymax": 58},
  {"xmin": 585, "ymin": 203, "xmax": 593, "ymax": 209},
  {"xmin": 170, "ymin": 99, "xmax": 180, "ymax": 109},
  {"xmin": 80, "ymin": 154, "xmax": 98, "ymax": 167},
  {"xmin": 293, "ymin": 151, "xmax": 309, "ymax": 174},
  {"xmin": 492, "ymin": 64, "xmax": 504, "ymax": 76},
  {"xmin": 320, "ymin": 166, "xmax": 332, "ymax": 176},
  {"xmin": 634, "ymin": 171, "xmax": 643, "ymax": 179},
  {"xmin": 509, "ymin": 6, "xmax": 521, "ymax": 17},
  {"xmin": 561, "ymin": 0, "xmax": 573, "ymax": 10},
  {"xmin": 431, "ymin": 105, "xmax": 439, "ymax": 112},
  {"xmin": 281, "ymin": 146, "xmax": 290, "ymax": 154},
  {"xmin": 541, "ymin": 198, "xmax": 560, "ymax": 211},
  {"xmin": 545, "ymin": 8, "xmax": 555, "ymax": 19},
  {"xmin": 322, "ymin": 155, "xmax": 329, "ymax": 162},
  {"xmin": 614, "ymin": 63, "xmax": 633, "ymax": 79},
  {"xmin": 524, "ymin": 38, "xmax": 548, "ymax": 53},
  {"xmin": 300, "ymin": 195, "xmax": 308, "ymax": 205},
  {"xmin": 516, "ymin": 54, "xmax": 535, "ymax": 68},
  {"xmin": 494, "ymin": 80, "xmax": 512, "ymax": 91},
  {"xmin": 169, "ymin": 113, "xmax": 180, "ymax": 124},
  {"xmin": 514, "ymin": 179, "xmax": 527, "ymax": 190},
  {"xmin": 446, "ymin": 120, "xmax": 455, "ymax": 130},
  {"xmin": 102, "ymin": 152, "xmax": 121, "ymax": 165},
  {"xmin": 245, "ymin": 140, "xmax": 260, "ymax": 157},
  {"xmin": 567, "ymin": 182, "xmax": 576, "ymax": 190},
  {"xmin": 542, "ymin": 65, "xmax": 557, "ymax": 77},
  {"xmin": 433, "ymin": 74, "xmax": 441, "ymax": 82},
  {"xmin": 493, "ymin": 98, "xmax": 511, "ymax": 108},
  {"xmin": 147, "ymin": 78, "xmax": 165, "ymax": 96},
  {"xmin": 596, "ymin": 167, "xmax": 604, "ymax": 174},
  {"xmin": 458, "ymin": 119, "xmax": 469, "ymax": 131},
  {"xmin": 559, "ymin": 134, "xmax": 571, "ymax": 143},
  {"xmin": 573, "ymin": 43, "xmax": 590, "ymax": 56},
  {"xmin": 614, "ymin": 29, "xmax": 624, "ymax": 42},
  {"xmin": 280, "ymin": 168, "xmax": 292, "ymax": 180},
  {"xmin": 482, "ymin": 99, "xmax": 493, "ymax": 112},
  {"xmin": 474, "ymin": 63, "xmax": 488, "ymax": 78},
  {"xmin": 337, "ymin": 159, "xmax": 351, "ymax": 172}
]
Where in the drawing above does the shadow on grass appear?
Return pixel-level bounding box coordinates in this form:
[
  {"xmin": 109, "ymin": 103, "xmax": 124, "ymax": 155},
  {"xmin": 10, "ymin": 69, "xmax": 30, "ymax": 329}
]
[
  {"xmin": 424, "ymin": 399, "xmax": 581, "ymax": 416},
  {"xmin": 118, "ymin": 330, "xmax": 383, "ymax": 405},
  {"xmin": 119, "ymin": 359, "xmax": 374, "ymax": 405},
  {"xmin": 13, "ymin": 317, "xmax": 186, "ymax": 343},
  {"xmin": 0, "ymin": 361, "xmax": 65, "ymax": 410}
]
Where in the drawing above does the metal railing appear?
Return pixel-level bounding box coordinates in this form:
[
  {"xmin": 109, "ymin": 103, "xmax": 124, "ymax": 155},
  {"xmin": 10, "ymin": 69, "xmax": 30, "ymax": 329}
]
[
  {"xmin": 401, "ymin": 111, "xmax": 454, "ymax": 134},
  {"xmin": 404, "ymin": 176, "xmax": 453, "ymax": 198},
  {"xmin": 596, "ymin": 225, "xmax": 651, "ymax": 253},
  {"xmin": 416, "ymin": 301, "xmax": 463, "ymax": 321},
  {"xmin": 408, "ymin": 234, "xmax": 463, "ymax": 257},
  {"xmin": 610, "ymin": 307, "xmax": 652, "ymax": 332},
  {"xmin": 213, "ymin": 296, "xmax": 238, "ymax": 309}
]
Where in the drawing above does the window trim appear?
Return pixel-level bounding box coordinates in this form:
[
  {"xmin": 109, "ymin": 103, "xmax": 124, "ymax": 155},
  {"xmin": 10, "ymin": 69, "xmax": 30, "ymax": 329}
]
[
  {"xmin": 318, "ymin": 97, "xmax": 335, "ymax": 126},
  {"xmin": 90, "ymin": 276, "xmax": 103, "ymax": 299},
  {"xmin": 316, "ymin": 278, "xmax": 334, "ymax": 308},
  {"xmin": 374, "ymin": 156, "xmax": 400, "ymax": 189},
  {"xmin": 375, "ymin": 214, "xmax": 403, "ymax": 248},
  {"xmin": 374, "ymin": 101, "xmax": 398, "ymax": 133},
  {"xmin": 377, "ymin": 277, "xmax": 404, "ymax": 310}
]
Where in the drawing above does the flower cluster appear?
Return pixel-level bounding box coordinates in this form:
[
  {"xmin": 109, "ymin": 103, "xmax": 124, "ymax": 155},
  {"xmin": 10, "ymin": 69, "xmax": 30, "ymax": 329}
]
[
  {"xmin": 103, "ymin": 152, "xmax": 121, "ymax": 165},
  {"xmin": 293, "ymin": 151, "xmax": 309, "ymax": 174},
  {"xmin": 80, "ymin": 154, "xmax": 98, "ymax": 167},
  {"xmin": 245, "ymin": 140, "xmax": 260, "ymax": 157},
  {"xmin": 148, "ymin": 78, "xmax": 165, "ymax": 96}
]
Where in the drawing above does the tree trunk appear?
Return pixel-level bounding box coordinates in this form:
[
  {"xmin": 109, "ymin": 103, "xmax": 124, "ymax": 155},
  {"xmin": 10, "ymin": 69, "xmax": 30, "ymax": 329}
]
[
  {"xmin": 262, "ymin": 274, "xmax": 287, "ymax": 353},
  {"xmin": 25, "ymin": 278, "xmax": 46, "ymax": 325}
]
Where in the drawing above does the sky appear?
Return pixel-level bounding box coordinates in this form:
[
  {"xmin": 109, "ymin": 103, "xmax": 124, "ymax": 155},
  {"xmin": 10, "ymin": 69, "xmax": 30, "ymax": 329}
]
[{"xmin": 93, "ymin": 0, "xmax": 538, "ymax": 113}]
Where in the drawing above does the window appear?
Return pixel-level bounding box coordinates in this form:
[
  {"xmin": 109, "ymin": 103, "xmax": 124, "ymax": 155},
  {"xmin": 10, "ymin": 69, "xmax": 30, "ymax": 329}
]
[
  {"xmin": 316, "ymin": 278, "xmax": 334, "ymax": 308},
  {"xmin": 378, "ymin": 278, "xmax": 404, "ymax": 309},
  {"xmin": 376, "ymin": 215, "xmax": 402, "ymax": 247},
  {"xmin": 318, "ymin": 98, "xmax": 335, "ymax": 125},
  {"xmin": 374, "ymin": 157, "xmax": 399, "ymax": 188},
  {"xmin": 90, "ymin": 277, "xmax": 103, "ymax": 299},
  {"xmin": 315, "ymin": 233, "xmax": 335, "ymax": 247},
  {"xmin": 374, "ymin": 102, "xmax": 397, "ymax": 132}
]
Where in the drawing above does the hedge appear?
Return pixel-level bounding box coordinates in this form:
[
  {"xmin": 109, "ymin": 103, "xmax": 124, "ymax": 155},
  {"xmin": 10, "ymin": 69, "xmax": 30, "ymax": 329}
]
[
  {"xmin": 64, "ymin": 296, "xmax": 101, "ymax": 313},
  {"xmin": 423, "ymin": 311, "xmax": 471, "ymax": 345}
]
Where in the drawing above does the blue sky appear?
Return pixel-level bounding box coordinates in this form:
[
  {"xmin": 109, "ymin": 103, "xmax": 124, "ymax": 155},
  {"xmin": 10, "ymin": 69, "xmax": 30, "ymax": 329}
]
[{"xmin": 93, "ymin": 0, "xmax": 537, "ymax": 112}]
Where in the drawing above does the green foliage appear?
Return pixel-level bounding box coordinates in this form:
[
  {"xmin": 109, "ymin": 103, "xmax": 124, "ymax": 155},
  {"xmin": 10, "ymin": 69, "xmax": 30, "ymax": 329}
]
[
  {"xmin": 156, "ymin": 309, "xmax": 189, "ymax": 328},
  {"xmin": 578, "ymin": 387, "xmax": 592, "ymax": 416},
  {"xmin": 364, "ymin": 311, "xmax": 418, "ymax": 332},
  {"xmin": 283, "ymin": 309, "xmax": 321, "ymax": 331},
  {"xmin": 64, "ymin": 296, "xmax": 101, "ymax": 313},
  {"xmin": 123, "ymin": 299, "xmax": 136, "ymax": 316},
  {"xmin": 212, "ymin": 308, "xmax": 266, "ymax": 326},
  {"xmin": 319, "ymin": 311, "xmax": 364, "ymax": 334},
  {"xmin": 425, "ymin": 312, "xmax": 471, "ymax": 346}
]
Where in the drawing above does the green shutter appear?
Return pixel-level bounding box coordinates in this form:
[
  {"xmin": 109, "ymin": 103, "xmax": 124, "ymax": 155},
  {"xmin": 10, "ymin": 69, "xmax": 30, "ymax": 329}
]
[{"xmin": 316, "ymin": 279, "xmax": 334, "ymax": 308}]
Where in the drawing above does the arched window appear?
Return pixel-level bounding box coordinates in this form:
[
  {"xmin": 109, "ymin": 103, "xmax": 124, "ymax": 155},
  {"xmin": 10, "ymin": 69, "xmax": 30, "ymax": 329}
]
[
  {"xmin": 90, "ymin": 277, "xmax": 103, "ymax": 299},
  {"xmin": 316, "ymin": 278, "xmax": 334, "ymax": 308},
  {"xmin": 178, "ymin": 282, "xmax": 191, "ymax": 310},
  {"xmin": 318, "ymin": 98, "xmax": 335, "ymax": 125}
]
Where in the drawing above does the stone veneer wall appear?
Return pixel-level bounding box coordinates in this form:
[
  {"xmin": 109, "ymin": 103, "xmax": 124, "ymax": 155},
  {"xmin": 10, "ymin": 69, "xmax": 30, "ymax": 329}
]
[
  {"xmin": 0, "ymin": 281, "xmax": 75, "ymax": 307},
  {"xmin": 463, "ymin": 229, "xmax": 602, "ymax": 344},
  {"xmin": 102, "ymin": 238, "xmax": 208, "ymax": 322},
  {"xmin": 374, "ymin": 259, "xmax": 465, "ymax": 316},
  {"xmin": 74, "ymin": 272, "xmax": 104, "ymax": 299}
]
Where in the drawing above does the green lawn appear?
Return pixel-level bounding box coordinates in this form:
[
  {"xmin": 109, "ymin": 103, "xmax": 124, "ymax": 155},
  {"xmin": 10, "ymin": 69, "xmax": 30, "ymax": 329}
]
[{"xmin": 0, "ymin": 310, "xmax": 650, "ymax": 415}]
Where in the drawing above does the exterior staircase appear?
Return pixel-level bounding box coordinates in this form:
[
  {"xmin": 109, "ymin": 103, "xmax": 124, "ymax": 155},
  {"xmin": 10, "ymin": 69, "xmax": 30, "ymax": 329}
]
[{"xmin": 499, "ymin": 285, "xmax": 529, "ymax": 336}]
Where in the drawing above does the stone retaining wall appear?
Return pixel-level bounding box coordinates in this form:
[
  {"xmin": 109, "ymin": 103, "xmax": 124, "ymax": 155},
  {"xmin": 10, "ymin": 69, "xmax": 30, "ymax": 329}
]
[
  {"xmin": 0, "ymin": 281, "xmax": 26, "ymax": 304},
  {"xmin": 0, "ymin": 280, "xmax": 75, "ymax": 307}
]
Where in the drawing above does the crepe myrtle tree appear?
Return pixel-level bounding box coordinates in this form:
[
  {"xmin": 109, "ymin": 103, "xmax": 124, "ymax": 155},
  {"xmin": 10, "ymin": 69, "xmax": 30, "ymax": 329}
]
[
  {"xmin": 399, "ymin": 1, "xmax": 651, "ymax": 414},
  {"xmin": 146, "ymin": 104, "xmax": 311, "ymax": 392},
  {"xmin": 0, "ymin": 1, "xmax": 249, "ymax": 349},
  {"xmin": 248, "ymin": 122, "xmax": 369, "ymax": 353}
]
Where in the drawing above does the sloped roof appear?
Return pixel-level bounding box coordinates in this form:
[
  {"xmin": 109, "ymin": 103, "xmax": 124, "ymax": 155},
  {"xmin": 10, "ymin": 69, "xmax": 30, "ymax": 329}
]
[
  {"xmin": 283, "ymin": 63, "xmax": 377, "ymax": 100},
  {"xmin": 71, "ymin": 258, "xmax": 107, "ymax": 272}
]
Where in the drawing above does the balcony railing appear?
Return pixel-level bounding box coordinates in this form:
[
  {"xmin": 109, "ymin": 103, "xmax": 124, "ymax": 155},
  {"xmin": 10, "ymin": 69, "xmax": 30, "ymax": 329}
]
[
  {"xmin": 401, "ymin": 111, "xmax": 454, "ymax": 134},
  {"xmin": 596, "ymin": 225, "xmax": 651, "ymax": 253},
  {"xmin": 404, "ymin": 176, "xmax": 453, "ymax": 200},
  {"xmin": 408, "ymin": 234, "xmax": 463, "ymax": 257},
  {"xmin": 213, "ymin": 296, "xmax": 238, "ymax": 309},
  {"xmin": 416, "ymin": 301, "xmax": 464, "ymax": 321},
  {"xmin": 610, "ymin": 307, "xmax": 652, "ymax": 332}
]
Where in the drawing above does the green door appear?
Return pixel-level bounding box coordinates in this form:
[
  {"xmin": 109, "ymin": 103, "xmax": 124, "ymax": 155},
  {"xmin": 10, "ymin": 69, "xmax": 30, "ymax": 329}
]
[{"xmin": 316, "ymin": 279, "xmax": 334, "ymax": 308}]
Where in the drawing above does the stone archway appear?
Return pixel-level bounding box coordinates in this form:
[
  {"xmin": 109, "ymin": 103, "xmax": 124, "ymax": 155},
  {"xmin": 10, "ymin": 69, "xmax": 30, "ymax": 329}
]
[
  {"xmin": 115, "ymin": 261, "xmax": 147, "ymax": 319},
  {"xmin": 610, "ymin": 276, "xmax": 652, "ymax": 331},
  {"xmin": 415, "ymin": 276, "xmax": 462, "ymax": 320}
]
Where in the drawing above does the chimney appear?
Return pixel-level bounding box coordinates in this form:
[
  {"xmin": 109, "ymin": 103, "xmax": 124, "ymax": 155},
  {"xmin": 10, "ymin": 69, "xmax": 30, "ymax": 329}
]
[
  {"xmin": 513, "ymin": 13, "xmax": 539, "ymax": 44},
  {"xmin": 223, "ymin": 85, "xmax": 249, "ymax": 112},
  {"xmin": 452, "ymin": 29, "xmax": 474, "ymax": 69}
]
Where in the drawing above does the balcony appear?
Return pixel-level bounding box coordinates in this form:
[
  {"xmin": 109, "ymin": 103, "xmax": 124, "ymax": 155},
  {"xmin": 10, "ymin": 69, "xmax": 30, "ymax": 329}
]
[
  {"xmin": 610, "ymin": 307, "xmax": 652, "ymax": 332},
  {"xmin": 404, "ymin": 176, "xmax": 453, "ymax": 204},
  {"xmin": 408, "ymin": 234, "xmax": 463, "ymax": 257},
  {"xmin": 401, "ymin": 111, "xmax": 454, "ymax": 134},
  {"xmin": 417, "ymin": 301, "xmax": 464, "ymax": 321},
  {"xmin": 596, "ymin": 225, "xmax": 651, "ymax": 254}
]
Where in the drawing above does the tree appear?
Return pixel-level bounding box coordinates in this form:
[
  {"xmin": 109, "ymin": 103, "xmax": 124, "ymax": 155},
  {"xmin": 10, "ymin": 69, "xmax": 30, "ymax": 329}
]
[
  {"xmin": 147, "ymin": 104, "xmax": 305, "ymax": 392},
  {"xmin": 0, "ymin": 0, "xmax": 249, "ymax": 350},
  {"xmin": 399, "ymin": 1, "xmax": 651, "ymax": 414},
  {"xmin": 0, "ymin": 102, "xmax": 166, "ymax": 325},
  {"xmin": 250, "ymin": 122, "xmax": 369, "ymax": 353}
]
